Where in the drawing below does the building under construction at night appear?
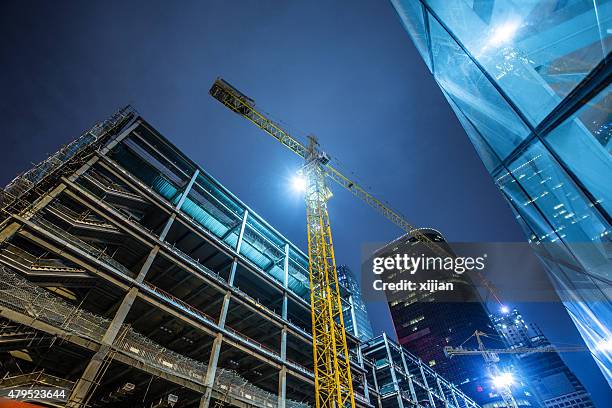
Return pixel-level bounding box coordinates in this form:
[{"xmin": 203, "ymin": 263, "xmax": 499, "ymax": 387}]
[{"xmin": 0, "ymin": 108, "xmax": 480, "ymax": 408}]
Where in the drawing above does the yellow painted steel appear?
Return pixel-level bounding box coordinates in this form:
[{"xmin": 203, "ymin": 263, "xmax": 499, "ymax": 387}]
[
  {"xmin": 210, "ymin": 79, "xmax": 357, "ymax": 408},
  {"xmin": 304, "ymin": 153, "xmax": 355, "ymax": 408}
]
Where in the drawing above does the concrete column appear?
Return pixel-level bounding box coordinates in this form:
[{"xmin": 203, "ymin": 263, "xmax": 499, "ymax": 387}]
[
  {"xmin": 280, "ymin": 327, "xmax": 287, "ymax": 361},
  {"xmin": 200, "ymin": 333, "xmax": 223, "ymax": 408},
  {"xmin": 66, "ymin": 287, "xmax": 138, "ymax": 407},
  {"xmin": 217, "ymin": 292, "xmax": 231, "ymax": 329},
  {"xmin": 282, "ymin": 243, "xmax": 289, "ymax": 320},
  {"xmin": 283, "ymin": 243, "xmax": 289, "ymax": 288},
  {"xmin": 228, "ymin": 209, "xmax": 248, "ymax": 286},
  {"xmin": 159, "ymin": 214, "xmax": 176, "ymax": 241},
  {"xmin": 278, "ymin": 366, "xmax": 287, "ymax": 408},
  {"xmin": 135, "ymin": 246, "xmax": 159, "ymax": 283},
  {"xmin": 199, "ymin": 287, "xmax": 232, "ymax": 407}
]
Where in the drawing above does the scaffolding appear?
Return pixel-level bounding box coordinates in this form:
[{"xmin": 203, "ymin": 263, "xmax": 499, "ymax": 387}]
[
  {"xmin": 0, "ymin": 106, "xmax": 136, "ymax": 212},
  {"xmin": 0, "ymin": 266, "xmax": 309, "ymax": 408}
]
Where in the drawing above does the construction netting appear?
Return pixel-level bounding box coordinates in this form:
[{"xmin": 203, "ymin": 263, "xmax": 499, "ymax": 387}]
[
  {"xmin": 0, "ymin": 106, "xmax": 136, "ymax": 211},
  {"xmin": 0, "ymin": 267, "xmax": 309, "ymax": 408}
]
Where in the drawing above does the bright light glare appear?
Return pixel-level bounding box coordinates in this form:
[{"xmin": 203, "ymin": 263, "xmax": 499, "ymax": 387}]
[
  {"xmin": 492, "ymin": 372, "xmax": 514, "ymax": 388},
  {"xmin": 489, "ymin": 20, "xmax": 520, "ymax": 46},
  {"xmin": 500, "ymin": 305, "xmax": 510, "ymax": 314},
  {"xmin": 596, "ymin": 339, "xmax": 612, "ymax": 352},
  {"xmin": 291, "ymin": 174, "xmax": 307, "ymax": 193}
]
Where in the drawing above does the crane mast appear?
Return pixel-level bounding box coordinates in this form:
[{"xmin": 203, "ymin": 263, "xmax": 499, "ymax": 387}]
[
  {"xmin": 210, "ymin": 78, "xmax": 355, "ymax": 408},
  {"xmin": 304, "ymin": 137, "xmax": 355, "ymax": 408}
]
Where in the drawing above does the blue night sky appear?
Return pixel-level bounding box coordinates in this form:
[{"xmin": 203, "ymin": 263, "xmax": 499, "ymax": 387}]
[{"xmin": 0, "ymin": 1, "xmax": 608, "ymax": 405}]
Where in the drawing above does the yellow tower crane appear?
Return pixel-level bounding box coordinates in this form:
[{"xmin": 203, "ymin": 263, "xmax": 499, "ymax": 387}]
[{"xmin": 209, "ymin": 78, "xmax": 447, "ymax": 408}]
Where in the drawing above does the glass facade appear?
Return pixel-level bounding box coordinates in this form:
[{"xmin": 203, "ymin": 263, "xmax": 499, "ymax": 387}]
[
  {"xmin": 390, "ymin": 0, "xmax": 611, "ymax": 386},
  {"xmin": 337, "ymin": 265, "xmax": 375, "ymax": 341}
]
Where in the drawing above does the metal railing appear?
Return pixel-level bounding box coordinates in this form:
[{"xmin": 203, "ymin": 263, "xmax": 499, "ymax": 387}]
[
  {"xmin": 0, "ymin": 267, "xmax": 310, "ymax": 408},
  {"xmin": 0, "ymin": 106, "xmax": 136, "ymax": 211}
]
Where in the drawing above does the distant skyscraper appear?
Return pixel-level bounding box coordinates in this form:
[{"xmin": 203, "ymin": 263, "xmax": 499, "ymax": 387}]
[
  {"xmin": 390, "ymin": 0, "xmax": 611, "ymax": 385},
  {"xmin": 337, "ymin": 265, "xmax": 374, "ymax": 341},
  {"xmin": 492, "ymin": 307, "xmax": 595, "ymax": 408},
  {"xmin": 374, "ymin": 228, "xmax": 496, "ymax": 404}
]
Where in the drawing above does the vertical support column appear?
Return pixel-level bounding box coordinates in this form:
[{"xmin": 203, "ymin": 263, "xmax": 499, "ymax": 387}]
[
  {"xmin": 200, "ymin": 279, "xmax": 233, "ymax": 408},
  {"xmin": 278, "ymin": 366, "xmax": 287, "ymax": 408},
  {"xmin": 356, "ymin": 344, "xmax": 371, "ymax": 403},
  {"xmin": 348, "ymin": 295, "xmax": 359, "ymax": 338},
  {"xmin": 176, "ymin": 169, "xmax": 200, "ymax": 211},
  {"xmin": 369, "ymin": 362, "xmax": 383, "ymax": 408},
  {"xmin": 228, "ymin": 209, "xmax": 248, "ymax": 286},
  {"xmin": 281, "ymin": 243, "xmax": 289, "ymax": 320},
  {"xmin": 200, "ymin": 333, "xmax": 223, "ymax": 408},
  {"xmin": 66, "ymin": 287, "xmax": 138, "ymax": 408},
  {"xmin": 278, "ymin": 242, "xmax": 289, "ymax": 408},
  {"xmin": 280, "ymin": 327, "xmax": 287, "ymax": 360},
  {"xmin": 217, "ymin": 292, "xmax": 231, "ymax": 329},
  {"xmin": 400, "ymin": 350, "xmax": 418, "ymax": 404},
  {"xmin": 418, "ymin": 363, "xmax": 436, "ymax": 408},
  {"xmin": 68, "ymin": 164, "xmax": 199, "ymax": 408},
  {"xmin": 160, "ymin": 168, "xmax": 199, "ymax": 243},
  {"xmin": 64, "ymin": 123, "xmax": 148, "ymax": 408},
  {"xmin": 435, "ymin": 376, "xmax": 447, "ymax": 408},
  {"xmin": 383, "ymin": 333, "xmax": 405, "ymax": 408},
  {"xmin": 450, "ymin": 386, "xmax": 461, "ymax": 408}
]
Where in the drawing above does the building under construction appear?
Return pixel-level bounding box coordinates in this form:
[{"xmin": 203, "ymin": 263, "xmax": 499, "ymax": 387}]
[{"xmin": 0, "ymin": 108, "xmax": 479, "ymax": 408}]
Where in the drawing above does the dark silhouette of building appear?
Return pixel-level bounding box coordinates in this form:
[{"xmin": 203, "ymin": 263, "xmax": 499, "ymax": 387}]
[{"xmin": 374, "ymin": 228, "xmax": 495, "ymax": 404}]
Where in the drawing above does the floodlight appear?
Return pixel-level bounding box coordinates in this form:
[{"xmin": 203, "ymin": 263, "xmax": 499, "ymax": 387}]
[{"xmin": 492, "ymin": 372, "xmax": 514, "ymax": 388}]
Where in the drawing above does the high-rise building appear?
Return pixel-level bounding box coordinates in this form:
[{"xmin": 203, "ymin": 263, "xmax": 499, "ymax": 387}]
[
  {"xmin": 337, "ymin": 265, "xmax": 374, "ymax": 342},
  {"xmin": 374, "ymin": 229, "xmax": 496, "ymax": 404},
  {"xmin": 389, "ymin": 0, "xmax": 611, "ymax": 385},
  {"xmin": 491, "ymin": 307, "xmax": 595, "ymax": 408},
  {"xmin": 0, "ymin": 108, "xmax": 481, "ymax": 408}
]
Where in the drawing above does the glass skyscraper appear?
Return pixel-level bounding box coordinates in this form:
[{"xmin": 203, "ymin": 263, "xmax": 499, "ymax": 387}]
[
  {"xmin": 337, "ymin": 265, "xmax": 374, "ymax": 341},
  {"xmin": 389, "ymin": 0, "xmax": 611, "ymax": 386}
]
